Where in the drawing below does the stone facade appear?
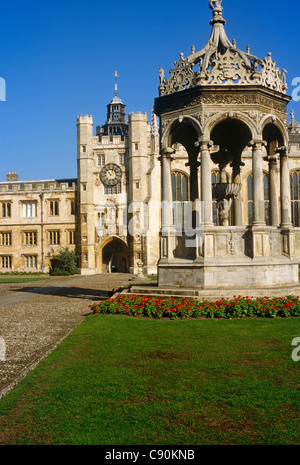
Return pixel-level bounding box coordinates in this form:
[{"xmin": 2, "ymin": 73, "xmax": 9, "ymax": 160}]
[
  {"xmin": 0, "ymin": 176, "xmax": 76, "ymax": 273},
  {"xmin": 0, "ymin": 98, "xmax": 161, "ymax": 275}
]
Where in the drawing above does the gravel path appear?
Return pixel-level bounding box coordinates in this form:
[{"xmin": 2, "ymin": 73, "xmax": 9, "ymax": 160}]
[{"xmin": 0, "ymin": 273, "xmax": 132, "ymax": 400}]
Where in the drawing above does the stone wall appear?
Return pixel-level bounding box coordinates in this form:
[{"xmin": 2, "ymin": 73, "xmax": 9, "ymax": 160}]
[{"xmin": 0, "ymin": 179, "xmax": 77, "ymax": 273}]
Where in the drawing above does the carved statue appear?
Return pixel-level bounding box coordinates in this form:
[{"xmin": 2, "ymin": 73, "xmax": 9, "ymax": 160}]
[
  {"xmin": 209, "ymin": 0, "xmax": 222, "ymax": 11},
  {"xmin": 218, "ymin": 198, "xmax": 230, "ymax": 226},
  {"xmin": 159, "ymin": 67, "xmax": 166, "ymax": 85}
]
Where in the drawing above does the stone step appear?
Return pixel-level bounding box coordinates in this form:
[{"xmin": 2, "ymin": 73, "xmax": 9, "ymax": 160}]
[{"xmin": 122, "ymin": 283, "xmax": 300, "ymax": 300}]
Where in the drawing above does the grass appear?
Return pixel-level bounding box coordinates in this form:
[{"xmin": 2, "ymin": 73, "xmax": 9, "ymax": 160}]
[
  {"xmin": 0, "ymin": 277, "xmax": 49, "ymax": 283},
  {"xmin": 0, "ymin": 272, "xmax": 47, "ymax": 276},
  {"xmin": 0, "ymin": 315, "xmax": 299, "ymax": 445}
]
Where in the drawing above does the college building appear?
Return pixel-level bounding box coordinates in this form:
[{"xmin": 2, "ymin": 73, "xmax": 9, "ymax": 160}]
[{"xmin": 1, "ymin": 1, "xmax": 300, "ymax": 281}]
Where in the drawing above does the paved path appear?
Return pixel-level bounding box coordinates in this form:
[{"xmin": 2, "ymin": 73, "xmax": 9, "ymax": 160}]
[
  {"xmin": 0, "ymin": 273, "xmax": 132, "ymax": 400},
  {"xmin": 0, "ymin": 275, "xmax": 103, "ymax": 307}
]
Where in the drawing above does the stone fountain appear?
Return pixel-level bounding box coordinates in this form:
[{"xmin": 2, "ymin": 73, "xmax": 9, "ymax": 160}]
[{"xmin": 212, "ymin": 182, "xmax": 241, "ymax": 226}]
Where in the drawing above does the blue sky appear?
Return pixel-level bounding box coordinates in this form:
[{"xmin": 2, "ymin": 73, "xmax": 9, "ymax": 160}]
[{"xmin": 0, "ymin": 0, "xmax": 299, "ymax": 181}]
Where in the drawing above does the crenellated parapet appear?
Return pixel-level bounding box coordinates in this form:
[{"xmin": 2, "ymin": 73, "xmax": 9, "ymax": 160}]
[{"xmin": 0, "ymin": 178, "xmax": 77, "ymax": 193}]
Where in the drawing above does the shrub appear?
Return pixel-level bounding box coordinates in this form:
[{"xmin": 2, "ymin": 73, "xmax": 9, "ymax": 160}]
[
  {"xmin": 50, "ymin": 247, "xmax": 79, "ymax": 276},
  {"xmin": 89, "ymin": 294, "xmax": 300, "ymax": 319}
]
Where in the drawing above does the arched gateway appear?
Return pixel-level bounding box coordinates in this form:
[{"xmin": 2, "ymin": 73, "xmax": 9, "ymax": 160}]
[
  {"xmin": 154, "ymin": 1, "xmax": 298, "ymax": 289},
  {"xmin": 98, "ymin": 236, "xmax": 128, "ymax": 273}
]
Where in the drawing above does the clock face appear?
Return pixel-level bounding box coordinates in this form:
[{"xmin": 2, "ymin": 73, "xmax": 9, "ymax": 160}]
[{"xmin": 100, "ymin": 163, "xmax": 122, "ymax": 186}]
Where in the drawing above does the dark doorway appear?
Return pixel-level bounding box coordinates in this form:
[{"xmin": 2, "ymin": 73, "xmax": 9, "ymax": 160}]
[{"xmin": 101, "ymin": 238, "xmax": 128, "ymax": 273}]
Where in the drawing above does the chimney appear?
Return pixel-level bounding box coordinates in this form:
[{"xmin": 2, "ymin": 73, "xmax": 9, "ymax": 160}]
[{"xmin": 6, "ymin": 171, "xmax": 19, "ymax": 182}]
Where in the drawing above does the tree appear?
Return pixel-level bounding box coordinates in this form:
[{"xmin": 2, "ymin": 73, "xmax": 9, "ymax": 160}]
[{"xmin": 50, "ymin": 247, "xmax": 79, "ymax": 276}]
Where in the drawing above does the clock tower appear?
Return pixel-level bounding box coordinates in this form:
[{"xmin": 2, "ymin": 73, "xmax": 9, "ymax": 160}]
[{"xmin": 77, "ymin": 73, "xmax": 160, "ymax": 275}]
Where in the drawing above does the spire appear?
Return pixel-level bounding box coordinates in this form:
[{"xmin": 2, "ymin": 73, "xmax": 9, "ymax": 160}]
[
  {"xmin": 207, "ymin": 0, "xmax": 232, "ymax": 52},
  {"xmin": 115, "ymin": 70, "xmax": 118, "ymax": 98},
  {"xmin": 111, "ymin": 70, "xmax": 122, "ymax": 104},
  {"xmin": 190, "ymin": 0, "xmax": 234, "ymax": 67}
]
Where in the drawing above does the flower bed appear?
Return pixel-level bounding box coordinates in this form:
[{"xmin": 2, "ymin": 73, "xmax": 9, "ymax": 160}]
[{"xmin": 89, "ymin": 294, "xmax": 300, "ymax": 319}]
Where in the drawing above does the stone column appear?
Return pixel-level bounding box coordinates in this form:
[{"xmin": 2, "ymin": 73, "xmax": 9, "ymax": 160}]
[
  {"xmin": 196, "ymin": 139, "xmax": 213, "ymax": 226},
  {"xmin": 160, "ymin": 147, "xmax": 174, "ymax": 230},
  {"xmin": 249, "ymin": 140, "xmax": 266, "ymax": 226},
  {"xmin": 277, "ymin": 146, "xmax": 292, "ymax": 228},
  {"xmin": 231, "ymin": 160, "xmax": 244, "ymax": 226},
  {"xmin": 264, "ymin": 155, "xmax": 279, "ymax": 227}
]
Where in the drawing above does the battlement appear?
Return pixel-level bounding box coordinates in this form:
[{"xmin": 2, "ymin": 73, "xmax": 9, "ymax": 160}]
[
  {"xmin": 77, "ymin": 114, "xmax": 93, "ymax": 124},
  {"xmin": 128, "ymin": 112, "xmax": 148, "ymax": 123},
  {"xmin": 0, "ymin": 178, "xmax": 77, "ymax": 194},
  {"xmin": 94, "ymin": 134, "xmax": 128, "ymax": 148}
]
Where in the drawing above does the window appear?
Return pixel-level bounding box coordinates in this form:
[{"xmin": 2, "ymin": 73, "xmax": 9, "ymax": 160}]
[
  {"xmin": 104, "ymin": 183, "xmax": 121, "ymax": 195},
  {"xmin": 49, "ymin": 201, "xmax": 59, "ymax": 216},
  {"xmin": 24, "ymin": 231, "xmax": 37, "ymax": 246},
  {"xmin": 97, "ymin": 212, "xmax": 105, "ymax": 227},
  {"xmin": 122, "ymin": 210, "xmax": 127, "ymax": 226},
  {"xmin": 81, "ymin": 145, "xmax": 87, "ymax": 153},
  {"xmin": 119, "ymin": 153, "xmax": 126, "ymax": 165},
  {"xmin": 1, "ymin": 256, "xmax": 12, "ymax": 269},
  {"xmin": 135, "ymin": 143, "xmax": 139, "ymax": 151},
  {"xmin": 49, "ymin": 231, "xmax": 60, "ymax": 245},
  {"xmin": 97, "ymin": 155, "xmax": 105, "ymax": 166},
  {"xmin": 70, "ymin": 200, "xmax": 75, "ymax": 215},
  {"xmin": 246, "ymin": 173, "xmax": 270, "ymax": 225},
  {"xmin": 172, "ymin": 171, "xmax": 189, "ymax": 230},
  {"xmin": 1, "ymin": 202, "xmax": 11, "ymax": 218},
  {"xmin": 25, "ymin": 255, "xmax": 37, "ymax": 269},
  {"xmin": 22, "ymin": 202, "xmax": 37, "ymax": 218},
  {"xmin": 0, "ymin": 232, "xmax": 11, "ymax": 246},
  {"xmin": 290, "ymin": 171, "xmax": 300, "ymax": 227},
  {"xmin": 68, "ymin": 230, "xmax": 75, "ymax": 245}
]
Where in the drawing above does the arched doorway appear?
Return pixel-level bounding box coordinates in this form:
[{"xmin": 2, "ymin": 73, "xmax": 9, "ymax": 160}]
[{"xmin": 100, "ymin": 237, "xmax": 128, "ymax": 273}]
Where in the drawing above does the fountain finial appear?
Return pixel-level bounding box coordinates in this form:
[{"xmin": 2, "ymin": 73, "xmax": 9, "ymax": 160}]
[{"xmin": 209, "ymin": 0, "xmax": 223, "ymax": 13}]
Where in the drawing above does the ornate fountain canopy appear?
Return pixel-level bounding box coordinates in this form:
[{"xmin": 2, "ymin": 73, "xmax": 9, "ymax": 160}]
[{"xmin": 159, "ymin": 0, "xmax": 288, "ymax": 96}]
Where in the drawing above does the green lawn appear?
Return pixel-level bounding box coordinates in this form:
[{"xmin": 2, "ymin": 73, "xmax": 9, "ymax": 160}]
[
  {"xmin": 0, "ymin": 315, "xmax": 299, "ymax": 445},
  {"xmin": 0, "ymin": 277, "xmax": 49, "ymax": 284}
]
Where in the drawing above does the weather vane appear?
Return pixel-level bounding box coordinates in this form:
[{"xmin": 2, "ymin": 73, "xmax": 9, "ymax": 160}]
[{"xmin": 115, "ymin": 71, "xmax": 118, "ymax": 97}]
